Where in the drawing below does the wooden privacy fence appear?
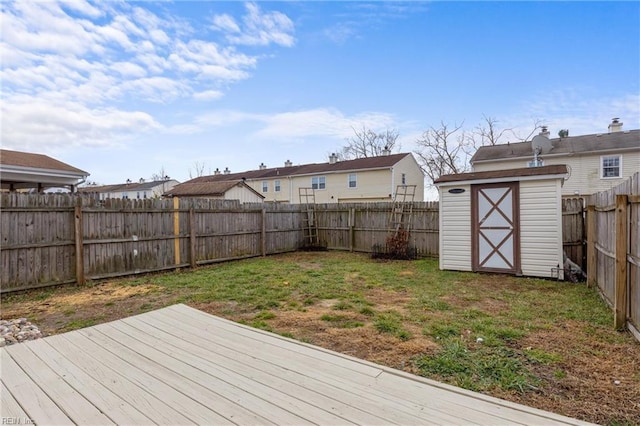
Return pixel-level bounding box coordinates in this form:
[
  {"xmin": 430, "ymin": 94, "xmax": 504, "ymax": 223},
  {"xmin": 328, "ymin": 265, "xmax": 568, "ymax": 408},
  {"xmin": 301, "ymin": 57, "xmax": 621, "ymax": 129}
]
[
  {"xmin": 0, "ymin": 195, "xmax": 439, "ymax": 293},
  {"xmin": 0, "ymin": 193, "xmax": 587, "ymax": 294},
  {"xmin": 562, "ymin": 198, "xmax": 586, "ymax": 270},
  {"xmin": 586, "ymin": 172, "xmax": 640, "ymax": 341}
]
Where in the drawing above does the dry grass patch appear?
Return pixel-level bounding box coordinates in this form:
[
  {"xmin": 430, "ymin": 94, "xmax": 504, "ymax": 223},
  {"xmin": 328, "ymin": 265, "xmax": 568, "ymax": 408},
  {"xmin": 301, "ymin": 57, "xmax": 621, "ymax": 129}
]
[{"xmin": 1, "ymin": 251, "xmax": 638, "ymax": 425}]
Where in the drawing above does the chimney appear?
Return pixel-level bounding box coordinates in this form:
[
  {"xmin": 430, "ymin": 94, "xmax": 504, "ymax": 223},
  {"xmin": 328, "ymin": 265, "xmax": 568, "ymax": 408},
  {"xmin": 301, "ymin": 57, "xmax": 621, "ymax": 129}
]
[
  {"xmin": 223, "ymin": 167, "xmax": 230, "ymax": 175},
  {"xmin": 382, "ymin": 145, "xmax": 391, "ymax": 156},
  {"xmin": 329, "ymin": 153, "xmax": 338, "ymax": 164},
  {"xmin": 214, "ymin": 168, "xmax": 221, "ymax": 175},
  {"xmin": 539, "ymin": 126, "xmax": 550, "ymax": 138},
  {"xmin": 284, "ymin": 160, "xmax": 292, "ymax": 167},
  {"xmin": 259, "ymin": 162, "xmax": 266, "ymax": 170},
  {"xmin": 608, "ymin": 118, "xmax": 623, "ymax": 133}
]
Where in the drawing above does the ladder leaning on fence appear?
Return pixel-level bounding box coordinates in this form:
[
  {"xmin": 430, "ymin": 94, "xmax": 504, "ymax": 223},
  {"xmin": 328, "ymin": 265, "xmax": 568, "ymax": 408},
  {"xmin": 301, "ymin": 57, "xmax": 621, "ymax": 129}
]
[
  {"xmin": 299, "ymin": 187, "xmax": 319, "ymax": 246},
  {"xmin": 389, "ymin": 184, "xmax": 417, "ymax": 235}
]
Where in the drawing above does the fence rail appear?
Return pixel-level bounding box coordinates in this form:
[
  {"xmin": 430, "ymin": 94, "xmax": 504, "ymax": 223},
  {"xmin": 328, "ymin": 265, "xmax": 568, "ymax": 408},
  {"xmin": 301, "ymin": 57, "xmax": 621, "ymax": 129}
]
[{"xmin": 586, "ymin": 172, "xmax": 640, "ymax": 342}]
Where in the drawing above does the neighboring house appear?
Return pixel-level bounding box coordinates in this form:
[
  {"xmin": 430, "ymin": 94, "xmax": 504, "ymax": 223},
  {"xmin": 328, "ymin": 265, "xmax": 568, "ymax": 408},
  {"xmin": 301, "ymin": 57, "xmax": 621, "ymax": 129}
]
[
  {"xmin": 0, "ymin": 149, "xmax": 89, "ymax": 193},
  {"xmin": 80, "ymin": 179, "xmax": 179, "ymax": 200},
  {"xmin": 184, "ymin": 152, "xmax": 424, "ymax": 203},
  {"xmin": 470, "ymin": 119, "xmax": 640, "ymax": 197},
  {"xmin": 165, "ymin": 180, "xmax": 265, "ymax": 203}
]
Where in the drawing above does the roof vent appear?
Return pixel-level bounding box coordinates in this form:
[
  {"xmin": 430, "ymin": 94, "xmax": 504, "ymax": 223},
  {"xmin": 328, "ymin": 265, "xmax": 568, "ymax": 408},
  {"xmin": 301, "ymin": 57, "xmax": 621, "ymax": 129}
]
[
  {"xmin": 329, "ymin": 153, "xmax": 338, "ymax": 164},
  {"xmin": 382, "ymin": 146, "xmax": 391, "ymax": 156},
  {"xmin": 539, "ymin": 126, "xmax": 550, "ymax": 138},
  {"xmin": 223, "ymin": 167, "xmax": 231, "ymax": 175},
  {"xmin": 284, "ymin": 160, "xmax": 292, "ymax": 167},
  {"xmin": 214, "ymin": 168, "xmax": 221, "ymax": 175},
  {"xmin": 608, "ymin": 117, "xmax": 623, "ymax": 133},
  {"xmin": 259, "ymin": 162, "xmax": 266, "ymax": 170}
]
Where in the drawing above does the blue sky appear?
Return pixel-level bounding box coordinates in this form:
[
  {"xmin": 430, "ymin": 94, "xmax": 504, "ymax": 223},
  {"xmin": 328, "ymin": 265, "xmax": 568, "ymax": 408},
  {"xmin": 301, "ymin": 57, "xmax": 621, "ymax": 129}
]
[{"xmin": 2, "ymin": 1, "xmax": 639, "ymax": 190}]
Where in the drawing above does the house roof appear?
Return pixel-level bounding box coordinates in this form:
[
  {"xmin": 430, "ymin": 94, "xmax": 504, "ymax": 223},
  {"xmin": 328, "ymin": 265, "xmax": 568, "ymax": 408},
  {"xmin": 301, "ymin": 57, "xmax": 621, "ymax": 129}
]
[
  {"xmin": 165, "ymin": 180, "xmax": 264, "ymax": 198},
  {"xmin": 1, "ymin": 149, "xmax": 89, "ymax": 191},
  {"xmin": 0, "ymin": 149, "xmax": 88, "ymax": 175},
  {"xmin": 470, "ymin": 129, "xmax": 640, "ymax": 164},
  {"xmin": 79, "ymin": 180, "xmax": 177, "ymax": 193},
  {"xmin": 434, "ymin": 164, "xmax": 569, "ymax": 184},
  {"xmin": 190, "ymin": 153, "xmax": 414, "ymax": 184}
]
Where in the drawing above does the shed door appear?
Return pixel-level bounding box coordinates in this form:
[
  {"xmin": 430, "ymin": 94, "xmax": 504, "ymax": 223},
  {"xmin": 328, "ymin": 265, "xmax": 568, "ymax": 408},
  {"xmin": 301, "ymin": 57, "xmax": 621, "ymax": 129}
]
[{"xmin": 472, "ymin": 182, "xmax": 520, "ymax": 274}]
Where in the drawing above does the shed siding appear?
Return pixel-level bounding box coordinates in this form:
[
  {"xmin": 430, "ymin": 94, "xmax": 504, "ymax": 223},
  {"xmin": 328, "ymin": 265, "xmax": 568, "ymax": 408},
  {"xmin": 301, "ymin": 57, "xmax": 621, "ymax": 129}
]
[
  {"xmin": 439, "ymin": 186, "xmax": 472, "ymax": 271},
  {"xmin": 519, "ymin": 179, "xmax": 563, "ymax": 278}
]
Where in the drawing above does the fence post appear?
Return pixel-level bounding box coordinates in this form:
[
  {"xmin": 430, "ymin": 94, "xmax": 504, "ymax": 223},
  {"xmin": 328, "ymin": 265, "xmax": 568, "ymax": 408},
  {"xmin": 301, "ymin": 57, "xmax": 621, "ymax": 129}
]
[
  {"xmin": 261, "ymin": 206, "xmax": 267, "ymax": 257},
  {"xmin": 349, "ymin": 207, "xmax": 355, "ymax": 252},
  {"xmin": 173, "ymin": 197, "xmax": 181, "ymax": 267},
  {"xmin": 586, "ymin": 204, "xmax": 596, "ymax": 288},
  {"xmin": 189, "ymin": 208, "xmax": 197, "ymax": 268},
  {"xmin": 615, "ymin": 194, "xmax": 628, "ymax": 330},
  {"xmin": 74, "ymin": 200, "xmax": 85, "ymax": 285}
]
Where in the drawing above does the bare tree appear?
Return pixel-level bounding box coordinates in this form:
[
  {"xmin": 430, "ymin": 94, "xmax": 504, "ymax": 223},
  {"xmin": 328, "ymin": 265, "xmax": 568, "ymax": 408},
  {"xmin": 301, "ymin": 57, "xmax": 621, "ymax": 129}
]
[
  {"xmin": 150, "ymin": 166, "xmax": 170, "ymax": 182},
  {"xmin": 339, "ymin": 125, "xmax": 399, "ymax": 159},
  {"xmin": 469, "ymin": 115, "xmax": 514, "ymax": 148},
  {"xmin": 188, "ymin": 161, "xmax": 208, "ymax": 179},
  {"xmin": 413, "ymin": 122, "xmax": 470, "ymax": 184}
]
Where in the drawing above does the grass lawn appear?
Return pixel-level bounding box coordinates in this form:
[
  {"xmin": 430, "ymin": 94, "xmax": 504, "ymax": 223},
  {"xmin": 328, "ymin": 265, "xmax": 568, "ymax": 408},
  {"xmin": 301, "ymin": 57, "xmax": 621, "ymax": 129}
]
[{"xmin": 2, "ymin": 251, "xmax": 639, "ymax": 425}]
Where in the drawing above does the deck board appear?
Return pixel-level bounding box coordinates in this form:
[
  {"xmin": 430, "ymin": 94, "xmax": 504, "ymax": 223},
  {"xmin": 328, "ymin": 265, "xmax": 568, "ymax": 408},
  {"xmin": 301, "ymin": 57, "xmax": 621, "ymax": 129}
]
[{"xmin": 0, "ymin": 304, "xmax": 595, "ymax": 425}]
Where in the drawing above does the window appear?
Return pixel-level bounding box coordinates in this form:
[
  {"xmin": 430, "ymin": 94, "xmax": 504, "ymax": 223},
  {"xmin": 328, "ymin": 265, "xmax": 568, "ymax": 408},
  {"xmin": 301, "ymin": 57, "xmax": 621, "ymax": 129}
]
[
  {"xmin": 143, "ymin": 192, "xmax": 147, "ymax": 199},
  {"xmin": 601, "ymin": 155, "xmax": 621, "ymax": 178},
  {"xmin": 262, "ymin": 181, "xmax": 269, "ymax": 192},
  {"xmin": 348, "ymin": 173, "xmax": 357, "ymax": 188},
  {"xmin": 275, "ymin": 180, "xmax": 281, "ymax": 192},
  {"xmin": 136, "ymin": 192, "xmax": 140, "ymax": 199},
  {"xmin": 401, "ymin": 173, "xmax": 406, "ymax": 185},
  {"xmin": 312, "ymin": 176, "xmax": 326, "ymax": 190}
]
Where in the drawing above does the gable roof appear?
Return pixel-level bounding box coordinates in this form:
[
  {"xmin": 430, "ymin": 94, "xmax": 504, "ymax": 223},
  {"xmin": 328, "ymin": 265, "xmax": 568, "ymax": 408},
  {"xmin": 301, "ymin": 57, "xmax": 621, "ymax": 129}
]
[
  {"xmin": 165, "ymin": 180, "xmax": 264, "ymax": 198},
  {"xmin": 470, "ymin": 129, "xmax": 640, "ymax": 164},
  {"xmin": 79, "ymin": 180, "xmax": 177, "ymax": 193},
  {"xmin": 1, "ymin": 149, "xmax": 88, "ymax": 175},
  {"xmin": 189, "ymin": 153, "xmax": 414, "ymax": 184}
]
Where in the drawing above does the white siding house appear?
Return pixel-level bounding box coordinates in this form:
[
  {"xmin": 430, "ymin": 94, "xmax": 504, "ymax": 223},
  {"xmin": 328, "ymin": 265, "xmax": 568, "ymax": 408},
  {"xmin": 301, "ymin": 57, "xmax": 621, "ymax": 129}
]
[
  {"xmin": 165, "ymin": 180, "xmax": 264, "ymax": 203},
  {"xmin": 470, "ymin": 122, "xmax": 639, "ymax": 198},
  {"xmin": 183, "ymin": 153, "xmax": 425, "ymax": 204},
  {"xmin": 81, "ymin": 179, "xmax": 179, "ymax": 200},
  {"xmin": 435, "ymin": 165, "xmax": 567, "ymax": 279}
]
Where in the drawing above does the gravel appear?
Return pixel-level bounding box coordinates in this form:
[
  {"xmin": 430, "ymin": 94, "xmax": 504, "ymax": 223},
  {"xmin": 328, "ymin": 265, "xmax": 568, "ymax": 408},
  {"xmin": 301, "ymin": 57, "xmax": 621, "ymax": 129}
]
[{"xmin": 0, "ymin": 318, "xmax": 44, "ymax": 347}]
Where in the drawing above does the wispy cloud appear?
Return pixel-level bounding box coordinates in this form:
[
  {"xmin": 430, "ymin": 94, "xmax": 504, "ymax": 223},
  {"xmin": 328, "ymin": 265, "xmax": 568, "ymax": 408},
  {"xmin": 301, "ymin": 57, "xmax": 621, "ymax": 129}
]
[
  {"xmin": 504, "ymin": 90, "xmax": 640, "ymax": 139},
  {"xmin": 0, "ymin": 1, "xmax": 295, "ymax": 150},
  {"xmin": 211, "ymin": 2, "xmax": 295, "ymax": 47},
  {"xmin": 320, "ymin": 2, "xmax": 428, "ymax": 44}
]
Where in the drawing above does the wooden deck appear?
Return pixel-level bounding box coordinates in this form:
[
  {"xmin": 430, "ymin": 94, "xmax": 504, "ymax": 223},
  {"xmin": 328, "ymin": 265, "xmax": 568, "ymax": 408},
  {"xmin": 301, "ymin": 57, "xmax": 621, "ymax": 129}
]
[{"xmin": 1, "ymin": 304, "xmax": 593, "ymax": 425}]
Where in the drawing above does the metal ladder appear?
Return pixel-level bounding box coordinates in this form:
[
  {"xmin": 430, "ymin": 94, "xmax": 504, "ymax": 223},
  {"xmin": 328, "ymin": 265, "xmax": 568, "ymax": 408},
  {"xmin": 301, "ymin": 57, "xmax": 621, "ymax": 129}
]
[
  {"xmin": 389, "ymin": 184, "xmax": 417, "ymax": 235},
  {"xmin": 299, "ymin": 187, "xmax": 319, "ymax": 246}
]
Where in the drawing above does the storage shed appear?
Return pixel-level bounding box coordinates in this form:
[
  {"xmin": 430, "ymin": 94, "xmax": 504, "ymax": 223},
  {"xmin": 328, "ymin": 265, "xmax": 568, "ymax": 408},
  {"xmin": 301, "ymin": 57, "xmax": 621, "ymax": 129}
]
[{"xmin": 434, "ymin": 165, "xmax": 568, "ymax": 279}]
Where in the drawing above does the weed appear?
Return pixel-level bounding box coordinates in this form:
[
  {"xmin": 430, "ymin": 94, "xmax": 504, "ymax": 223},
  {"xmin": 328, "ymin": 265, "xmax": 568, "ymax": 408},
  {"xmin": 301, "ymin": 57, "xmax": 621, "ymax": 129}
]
[
  {"xmin": 333, "ymin": 301, "xmax": 352, "ymax": 311},
  {"xmin": 254, "ymin": 311, "xmax": 276, "ymax": 320}
]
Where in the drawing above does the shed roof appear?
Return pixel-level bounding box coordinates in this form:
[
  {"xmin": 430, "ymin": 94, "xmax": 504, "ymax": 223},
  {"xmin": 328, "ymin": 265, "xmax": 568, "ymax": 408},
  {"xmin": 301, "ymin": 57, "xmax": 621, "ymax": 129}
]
[
  {"xmin": 434, "ymin": 165, "xmax": 568, "ymax": 184},
  {"xmin": 190, "ymin": 153, "xmax": 415, "ymax": 183},
  {"xmin": 470, "ymin": 130, "xmax": 639, "ymax": 163},
  {"xmin": 165, "ymin": 180, "xmax": 264, "ymax": 198}
]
